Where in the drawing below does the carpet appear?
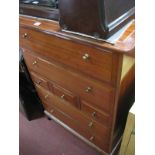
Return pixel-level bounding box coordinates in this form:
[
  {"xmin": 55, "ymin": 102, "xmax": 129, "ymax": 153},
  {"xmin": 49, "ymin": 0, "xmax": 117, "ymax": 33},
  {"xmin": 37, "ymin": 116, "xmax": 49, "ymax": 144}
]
[{"xmin": 19, "ymin": 112, "xmax": 103, "ymax": 155}]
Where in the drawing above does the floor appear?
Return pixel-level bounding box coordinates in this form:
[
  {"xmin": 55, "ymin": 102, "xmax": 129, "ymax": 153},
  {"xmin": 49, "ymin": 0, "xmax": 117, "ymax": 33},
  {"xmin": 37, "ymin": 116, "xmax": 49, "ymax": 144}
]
[{"xmin": 19, "ymin": 112, "xmax": 105, "ymax": 155}]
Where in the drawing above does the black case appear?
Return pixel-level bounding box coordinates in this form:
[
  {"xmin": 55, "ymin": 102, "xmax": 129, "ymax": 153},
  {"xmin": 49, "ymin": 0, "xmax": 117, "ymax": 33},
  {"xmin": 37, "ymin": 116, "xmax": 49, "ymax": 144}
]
[
  {"xmin": 19, "ymin": 49, "xmax": 44, "ymax": 120},
  {"xmin": 59, "ymin": 0, "xmax": 135, "ymax": 39}
]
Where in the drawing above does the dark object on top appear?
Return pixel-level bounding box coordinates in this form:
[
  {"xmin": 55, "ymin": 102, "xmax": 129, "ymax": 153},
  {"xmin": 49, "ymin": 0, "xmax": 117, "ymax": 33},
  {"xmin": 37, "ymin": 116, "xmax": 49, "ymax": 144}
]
[{"xmin": 59, "ymin": 0, "xmax": 135, "ymax": 39}]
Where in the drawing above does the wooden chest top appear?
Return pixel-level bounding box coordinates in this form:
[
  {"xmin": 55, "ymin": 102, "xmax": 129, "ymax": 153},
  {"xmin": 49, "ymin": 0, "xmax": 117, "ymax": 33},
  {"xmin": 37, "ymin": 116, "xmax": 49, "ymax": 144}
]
[{"xmin": 19, "ymin": 15, "xmax": 135, "ymax": 56}]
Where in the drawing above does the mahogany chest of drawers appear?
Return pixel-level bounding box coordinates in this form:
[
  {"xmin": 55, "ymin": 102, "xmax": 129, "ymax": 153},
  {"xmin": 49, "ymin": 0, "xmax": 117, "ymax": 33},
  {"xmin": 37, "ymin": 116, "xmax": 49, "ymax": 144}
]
[{"xmin": 19, "ymin": 15, "xmax": 135, "ymax": 155}]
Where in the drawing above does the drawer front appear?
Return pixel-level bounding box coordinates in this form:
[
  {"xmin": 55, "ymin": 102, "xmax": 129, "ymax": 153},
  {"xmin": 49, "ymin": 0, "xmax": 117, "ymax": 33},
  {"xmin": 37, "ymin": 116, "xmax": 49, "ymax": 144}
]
[
  {"xmin": 23, "ymin": 50, "xmax": 115, "ymax": 114},
  {"xmin": 46, "ymin": 103, "xmax": 110, "ymax": 153},
  {"xmin": 30, "ymin": 72, "xmax": 49, "ymax": 90},
  {"xmin": 35, "ymin": 84, "xmax": 110, "ymax": 142},
  {"xmin": 50, "ymin": 82, "xmax": 79, "ymax": 108},
  {"xmin": 20, "ymin": 27, "xmax": 113, "ymax": 83},
  {"xmin": 81, "ymin": 100, "xmax": 111, "ymax": 127}
]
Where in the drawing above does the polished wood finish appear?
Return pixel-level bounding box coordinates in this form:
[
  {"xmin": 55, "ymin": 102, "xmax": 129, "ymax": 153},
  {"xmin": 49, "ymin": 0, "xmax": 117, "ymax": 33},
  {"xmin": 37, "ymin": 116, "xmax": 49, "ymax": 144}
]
[
  {"xmin": 81, "ymin": 100, "xmax": 111, "ymax": 127},
  {"xmin": 51, "ymin": 82, "xmax": 79, "ymax": 108},
  {"xmin": 30, "ymin": 72, "xmax": 48, "ymax": 89},
  {"xmin": 19, "ymin": 15, "xmax": 135, "ymax": 155},
  {"xmin": 19, "ymin": 15, "xmax": 135, "ymax": 55},
  {"xmin": 23, "ymin": 50, "xmax": 115, "ymax": 114},
  {"xmin": 35, "ymin": 84, "xmax": 110, "ymax": 152},
  {"xmin": 20, "ymin": 27, "xmax": 114, "ymax": 84}
]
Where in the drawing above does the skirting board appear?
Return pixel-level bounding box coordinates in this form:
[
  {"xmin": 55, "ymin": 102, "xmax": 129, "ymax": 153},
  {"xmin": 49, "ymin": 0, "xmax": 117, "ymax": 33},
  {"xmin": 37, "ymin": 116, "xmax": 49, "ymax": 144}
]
[{"xmin": 44, "ymin": 110, "xmax": 121, "ymax": 155}]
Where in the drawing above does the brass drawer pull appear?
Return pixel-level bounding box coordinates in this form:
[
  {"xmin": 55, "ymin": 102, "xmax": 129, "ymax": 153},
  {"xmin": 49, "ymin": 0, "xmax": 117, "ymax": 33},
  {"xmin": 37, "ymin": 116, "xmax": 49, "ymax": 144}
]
[
  {"xmin": 23, "ymin": 33, "xmax": 28, "ymax": 39},
  {"xmin": 50, "ymin": 109, "xmax": 54, "ymax": 114},
  {"xmin": 82, "ymin": 53, "xmax": 90, "ymax": 61},
  {"xmin": 92, "ymin": 112, "xmax": 96, "ymax": 117},
  {"xmin": 44, "ymin": 94, "xmax": 49, "ymax": 99},
  {"xmin": 89, "ymin": 136, "xmax": 95, "ymax": 141},
  {"xmin": 36, "ymin": 81, "xmax": 42, "ymax": 85},
  {"xmin": 88, "ymin": 122, "xmax": 93, "ymax": 128},
  {"xmin": 60, "ymin": 94, "xmax": 65, "ymax": 99},
  {"xmin": 85, "ymin": 87, "xmax": 92, "ymax": 93},
  {"xmin": 32, "ymin": 61, "xmax": 37, "ymax": 65}
]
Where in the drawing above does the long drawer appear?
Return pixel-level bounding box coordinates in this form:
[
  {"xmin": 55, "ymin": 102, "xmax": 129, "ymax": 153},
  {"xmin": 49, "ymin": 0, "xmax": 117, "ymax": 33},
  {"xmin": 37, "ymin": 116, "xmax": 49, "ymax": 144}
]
[
  {"xmin": 20, "ymin": 27, "xmax": 114, "ymax": 83},
  {"xmin": 23, "ymin": 50, "xmax": 115, "ymax": 114},
  {"xmin": 35, "ymin": 84, "xmax": 110, "ymax": 152}
]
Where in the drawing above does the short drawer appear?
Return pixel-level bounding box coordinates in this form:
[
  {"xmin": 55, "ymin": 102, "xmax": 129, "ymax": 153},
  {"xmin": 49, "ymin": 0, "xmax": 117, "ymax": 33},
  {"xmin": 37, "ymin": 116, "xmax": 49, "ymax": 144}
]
[
  {"xmin": 49, "ymin": 82, "xmax": 79, "ymax": 108},
  {"xmin": 20, "ymin": 27, "xmax": 114, "ymax": 83},
  {"xmin": 30, "ymin": 72, "xmax": 49, "ymax": 90},
  {"xmin": 23, "ymin": 50, "xmax": 115, "ymax": 114},
  {"xmin": 46, "ymin": 103, "xmax": 110, "ymax": 153},
  {"xmin": 81, "ymin": 100, "xmax": 111, "ymax": 127},
  {"xmin": 35, "ymin": 84, "xmax": 110, "ymax": 142}
]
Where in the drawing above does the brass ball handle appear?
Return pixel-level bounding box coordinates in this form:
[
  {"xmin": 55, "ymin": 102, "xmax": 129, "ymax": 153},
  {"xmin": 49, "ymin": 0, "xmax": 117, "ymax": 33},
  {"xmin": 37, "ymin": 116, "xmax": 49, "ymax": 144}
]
[
  {"xmin": 60, "ymin": 94, "xmax": 65, "ymax": 100},
  {"xmin": 92, "ymin": 112, "xmax": 96, "ymax": 117},
  {"xmin": 88, "ymin": 122, "xmax": 93, "ymax": 128},
  {"xmin": 36, "ymin": 80, "xmax": 42, "ymax": 85},
  {"xmin": 32, "ymin": 61, "xmax": 37, "ymax": 65},
  {"xmin": 82, "ymin": 53, "xmax": 90, "ymax": 61},
  {"xmin": 85, "ymin": 87, "xmax": 92, "ymax": 93},
  {"xmin": 89, "ymin": 136, "xmax": 95, "ymax": 141},
  {"xmin": 23, "ymin": 33, "xmax": 28, "ymax": 39},
  {"xmin": 44, "ymin": 94, "xmax": 49, "ymax": 99},
  {"xmin": 35, "ymin": 81, "xmax": 42, "ymax": 85},
  {"xmin": 50, "ymin": 109, "xmax": 54, "ymax": 114}
]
